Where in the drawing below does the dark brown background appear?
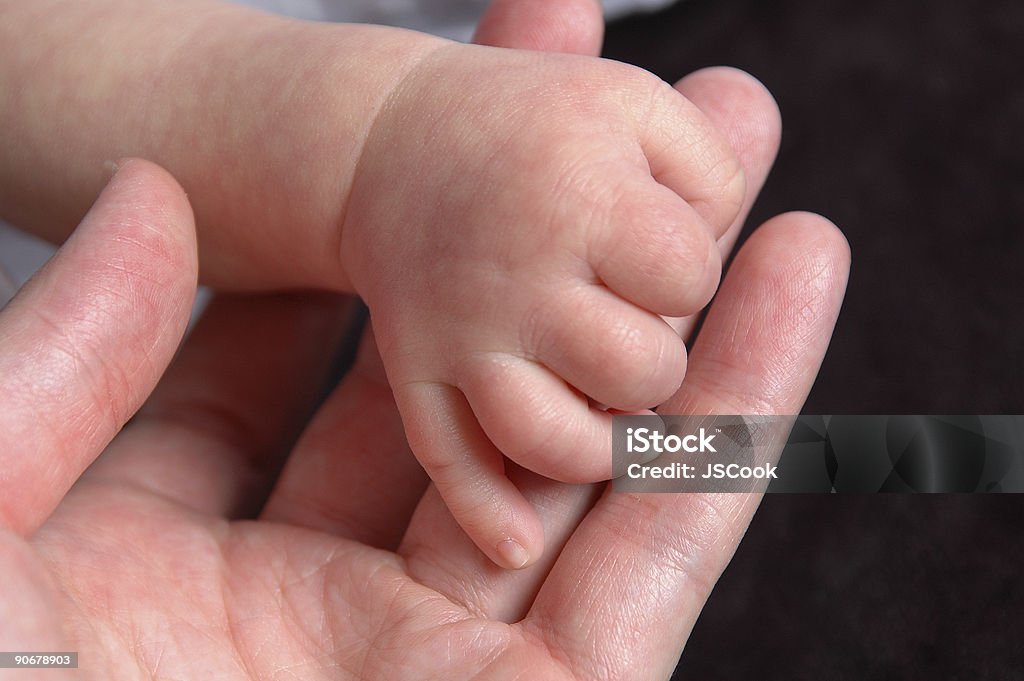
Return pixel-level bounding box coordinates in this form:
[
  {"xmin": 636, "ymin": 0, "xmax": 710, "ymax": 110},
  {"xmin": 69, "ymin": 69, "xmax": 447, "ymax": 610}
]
[{"xmin": 603, "ymin": 1, "xmax": 1024, "ymax": 678}]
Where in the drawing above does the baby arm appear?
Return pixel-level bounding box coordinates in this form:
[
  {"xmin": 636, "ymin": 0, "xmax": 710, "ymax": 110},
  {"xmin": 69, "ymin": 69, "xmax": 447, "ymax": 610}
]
[{"xmin": 0, "ymin": 0, "xmax": 445, "ymax": 290}]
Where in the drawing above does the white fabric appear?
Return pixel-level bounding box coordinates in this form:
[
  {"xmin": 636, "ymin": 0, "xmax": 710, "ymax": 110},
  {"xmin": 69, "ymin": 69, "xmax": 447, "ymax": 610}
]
[{"xmin": 0, "ymin": 0, "xmax": 677, "ymax": 301}]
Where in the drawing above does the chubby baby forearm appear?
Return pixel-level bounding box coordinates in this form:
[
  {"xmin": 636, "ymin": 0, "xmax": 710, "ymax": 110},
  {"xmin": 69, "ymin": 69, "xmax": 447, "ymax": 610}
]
[{"xmin": 0, "ymin": 0, "xmax": 447, "ymax": 291}]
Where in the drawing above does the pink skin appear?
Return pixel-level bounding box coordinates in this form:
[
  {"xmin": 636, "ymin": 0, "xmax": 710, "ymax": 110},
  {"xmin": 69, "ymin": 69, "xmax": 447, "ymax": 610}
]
[
  {"xmin": 0, "ymin": 2, "xmax": 849, "ymax": 678},
  {"xmin": 1, "ymin": 0, "xmax": 749, "ymax": 569}
]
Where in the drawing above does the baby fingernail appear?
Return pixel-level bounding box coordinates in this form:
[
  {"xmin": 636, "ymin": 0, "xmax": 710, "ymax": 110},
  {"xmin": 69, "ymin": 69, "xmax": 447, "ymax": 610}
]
[{"xmin": 496, "ymin": 539, "xmax": 530, "ymax": 569}]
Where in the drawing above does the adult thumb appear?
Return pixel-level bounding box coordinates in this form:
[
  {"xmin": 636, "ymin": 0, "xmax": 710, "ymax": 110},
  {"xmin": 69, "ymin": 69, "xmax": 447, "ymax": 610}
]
[{"xmin": 0, "ymin": 158, "xmax": 198, "ymax": 536}]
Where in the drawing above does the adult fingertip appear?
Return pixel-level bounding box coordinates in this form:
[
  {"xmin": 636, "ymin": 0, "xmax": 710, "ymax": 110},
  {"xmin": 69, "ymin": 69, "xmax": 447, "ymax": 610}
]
[
  {"xmin": 796, "ymin": 211, "xmax": 851, "ymax": 267},
  {"xmin": 108, "ymin": 157, "xmax": 197, "ymax": 253},
  {"xmin": 760, "ymin": 210, "xmax": 851, "ymax": 269},
  {"xmin": 734, "ymin": 212, "xmax": 851, "ymax": 343},
  {"xmin": 790, "ymin": 211, "xmax": 852, "ymax": 303},
  {"xmin": 96, "ymin": 157, "xmax": 199, "ymax": 315},
  {"xmin": 678, "ymin": 67, "xmax": 779, "ymax": 117},
  {"xmin": 59, "ymin": 157, "xmax": 201, "ymax": 404},
  {"xmin": 677, "ymin": 66, "xmax": 783, "ymax": 164},
  {"xmin": 474, "ymin": 0, "xmax": 604, "ymax": 55},
  {"xmin": 53, "ymin": 156, "xmax": 200, "ymax": 417}
]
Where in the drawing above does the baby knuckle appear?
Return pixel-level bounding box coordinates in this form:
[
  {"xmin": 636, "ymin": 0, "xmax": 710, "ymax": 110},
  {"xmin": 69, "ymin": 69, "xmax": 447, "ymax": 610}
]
[
  {"xmin": 638, "ymin": 333, "xmax": 687, "ymax": 405},
  {"xmin": 707, "ymin": 151, "xmax": 747, "ymax": 222},
  {"xmin": 685, "ymin": 237, "xmax": 723, "ymax": 310},
  {"xmin": 647, "ymin": 221, "xmax": 719, "ymax": 312},
  {"xmin": 625, "ymin": 67, "xmax": 680, "ymax": 118},
  {"xmin": 603, "ymin": 315, "xmax": 657, "ymax": 363},
  {"xmin": 515, "ymin": 407, "xmax": 581, "ymax": 468},
  {"xmin": 601, "ymin": 321, "xmax": 683, "ymax": 404},
  {"xmin": 642, "ymin": 206, "xmax": 700, "ymax": 263}
]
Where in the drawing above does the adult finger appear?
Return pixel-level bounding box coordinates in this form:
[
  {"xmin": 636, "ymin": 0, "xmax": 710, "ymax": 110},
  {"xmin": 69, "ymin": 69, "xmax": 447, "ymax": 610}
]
[
  {"xmin": 0, "ymin": 159, "xmax": 197, "ymax": 536},
  {"xmin": 85, "ymin": 292, "xmax": 356, "ymax": 518},
  {"xmin": 400, "ymin": 466, "xmax": 602, "ymax": 623},
  {"xmin": 260, "ymin": 327, "xmax": 429, "ymax": 550},
  {"xmin": 473, "ymin": 0, "xmax": 604, "ymax": 55},
  {"xmin": 522, "ymin": 213, "xmax": 850, "ymax": 680}
]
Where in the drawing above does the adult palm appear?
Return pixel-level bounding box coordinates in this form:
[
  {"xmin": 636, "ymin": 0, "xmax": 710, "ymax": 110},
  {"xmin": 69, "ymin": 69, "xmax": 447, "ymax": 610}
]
[{"xmin": 0, "ymin": 2, "xmax": 849, "ymax": 679}]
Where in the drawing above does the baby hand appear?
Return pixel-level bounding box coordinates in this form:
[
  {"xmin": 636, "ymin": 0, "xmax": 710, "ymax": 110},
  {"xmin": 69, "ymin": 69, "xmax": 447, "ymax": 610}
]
[{"xmin": 341, "ymin": 44, "xmax": 744, "ymax": 569}]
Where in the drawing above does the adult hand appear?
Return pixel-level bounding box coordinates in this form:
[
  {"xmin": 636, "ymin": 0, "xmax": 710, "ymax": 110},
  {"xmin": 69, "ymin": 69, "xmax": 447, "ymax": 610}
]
[{"xmin": 0, "ymin": 2, "xmax": 849, "ymax": 679}]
